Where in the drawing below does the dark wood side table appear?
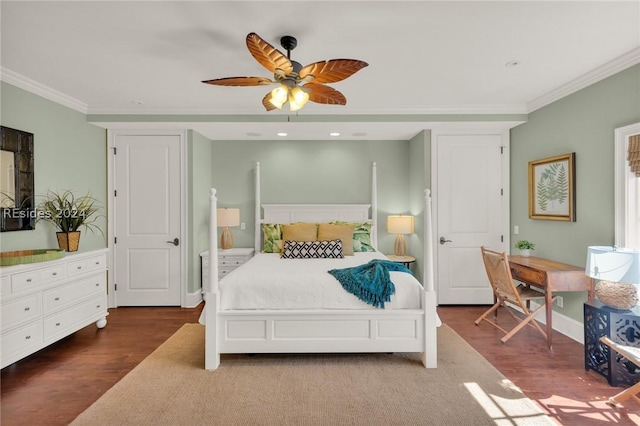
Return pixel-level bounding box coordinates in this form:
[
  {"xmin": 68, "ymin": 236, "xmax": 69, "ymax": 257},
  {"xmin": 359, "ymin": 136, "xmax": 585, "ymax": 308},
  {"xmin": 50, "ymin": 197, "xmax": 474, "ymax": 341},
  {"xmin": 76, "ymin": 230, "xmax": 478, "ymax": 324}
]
[{"xmin": 584, "ymin": 300, "xmax": 640, "ymax": 387}]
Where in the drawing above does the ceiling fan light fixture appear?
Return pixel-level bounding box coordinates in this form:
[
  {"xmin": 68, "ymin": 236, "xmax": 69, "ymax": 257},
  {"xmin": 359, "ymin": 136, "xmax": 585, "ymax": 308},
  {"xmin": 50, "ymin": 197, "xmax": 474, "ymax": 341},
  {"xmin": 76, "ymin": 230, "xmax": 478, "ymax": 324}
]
[
  {"xmin": 269, "ymin": 84, "xmax": 289, "ymax": 109},
  {"xmin": 289, "ymin": 86, "xmax": 310, "ymax": 111}
]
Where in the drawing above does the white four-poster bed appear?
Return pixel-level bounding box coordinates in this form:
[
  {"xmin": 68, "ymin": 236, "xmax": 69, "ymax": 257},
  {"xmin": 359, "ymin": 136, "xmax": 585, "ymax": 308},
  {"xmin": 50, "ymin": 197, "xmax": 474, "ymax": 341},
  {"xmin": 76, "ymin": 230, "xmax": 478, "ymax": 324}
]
[{"xmin": 204, "ymin": 162, "xmax": 439, "ymax": 369}]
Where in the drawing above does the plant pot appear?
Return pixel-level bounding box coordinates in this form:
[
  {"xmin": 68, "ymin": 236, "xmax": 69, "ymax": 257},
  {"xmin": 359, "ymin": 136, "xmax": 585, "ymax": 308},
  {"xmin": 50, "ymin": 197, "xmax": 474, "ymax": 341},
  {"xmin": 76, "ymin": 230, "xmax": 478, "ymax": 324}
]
[
  {"xmin": 520, "ymin": 249, "xmax": 531, "ymax": 257},
  {"xmin": 56, "ymin": 231, "xmax": 81, "ymax": 252}
]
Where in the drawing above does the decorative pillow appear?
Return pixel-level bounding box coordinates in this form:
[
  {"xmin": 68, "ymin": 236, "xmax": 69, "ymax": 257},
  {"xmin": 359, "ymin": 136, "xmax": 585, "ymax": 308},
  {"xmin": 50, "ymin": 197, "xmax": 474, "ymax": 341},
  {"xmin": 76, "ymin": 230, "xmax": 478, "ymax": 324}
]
[
  {"xmin": 281, "ymin": 239, "xmax": 344, "ymax": 259},
  {"xmin": 330, "ymin": 221, "xmax": 375, "ymax": 252},
  {"xmin": 262, "ymin": 223, "xmax": 283, "ymax": 253},
  {"xmin": 317, "ymin": 223, "xmax": 355, "ymax": 255},
  {"xmin": 282, "ymin": 223, "xmax": 318, "ymax": 242}
]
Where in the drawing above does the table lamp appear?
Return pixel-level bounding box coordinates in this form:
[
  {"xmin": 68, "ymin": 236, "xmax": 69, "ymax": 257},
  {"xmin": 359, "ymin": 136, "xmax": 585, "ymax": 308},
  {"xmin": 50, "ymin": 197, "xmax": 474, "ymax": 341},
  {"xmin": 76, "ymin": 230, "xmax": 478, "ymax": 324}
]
[
  {"xmin": 217, "ymin": 208, "xmax": 240, "ymax": 250},
  {"xmin": 586, "ymin": 246, "xmax": 640, "ymax": 310},
  {"xmin": 387, "ymin": 215, "xmax": 415, "ymax": 257}
]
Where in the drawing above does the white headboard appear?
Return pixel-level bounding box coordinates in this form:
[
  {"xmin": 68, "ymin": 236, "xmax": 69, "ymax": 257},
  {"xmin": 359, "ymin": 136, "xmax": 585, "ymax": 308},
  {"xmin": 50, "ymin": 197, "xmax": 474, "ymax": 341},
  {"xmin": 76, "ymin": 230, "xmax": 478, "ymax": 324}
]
[{"xmin": 262, "ymin": 204, "xmax": 371, "ymax": 224}]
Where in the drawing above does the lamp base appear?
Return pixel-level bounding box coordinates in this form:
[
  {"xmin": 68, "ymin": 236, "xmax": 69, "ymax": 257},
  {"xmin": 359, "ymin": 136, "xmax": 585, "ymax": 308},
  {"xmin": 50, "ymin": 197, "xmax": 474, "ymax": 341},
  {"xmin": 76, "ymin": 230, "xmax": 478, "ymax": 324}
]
[
  {"xmin": 394, "ymin": 234, "xmax": 407, "ymax": 257},
  {"xmin": 220, "ymin": 227, "xmax": 234, "ymax": 250},
  {"xmin": 595, "ymin": 281, "xmax": 639, "ymax": 310}
]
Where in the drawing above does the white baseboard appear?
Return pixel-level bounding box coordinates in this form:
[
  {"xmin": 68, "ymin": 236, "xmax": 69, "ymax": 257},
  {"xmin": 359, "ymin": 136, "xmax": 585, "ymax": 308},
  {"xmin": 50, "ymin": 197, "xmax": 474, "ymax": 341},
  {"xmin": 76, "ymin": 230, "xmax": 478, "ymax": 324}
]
[{"xmin": 185, "ymin": 291, "xmax": 203, "ymax": 308}]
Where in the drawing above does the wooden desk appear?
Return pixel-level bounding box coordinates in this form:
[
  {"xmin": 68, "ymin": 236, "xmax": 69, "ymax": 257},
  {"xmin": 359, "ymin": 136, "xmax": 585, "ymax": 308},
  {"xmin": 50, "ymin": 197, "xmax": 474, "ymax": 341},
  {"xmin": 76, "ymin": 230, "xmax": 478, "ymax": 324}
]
[{"xmin": 508, "ymin": 256, "xmax": 594, "ymax": 349}]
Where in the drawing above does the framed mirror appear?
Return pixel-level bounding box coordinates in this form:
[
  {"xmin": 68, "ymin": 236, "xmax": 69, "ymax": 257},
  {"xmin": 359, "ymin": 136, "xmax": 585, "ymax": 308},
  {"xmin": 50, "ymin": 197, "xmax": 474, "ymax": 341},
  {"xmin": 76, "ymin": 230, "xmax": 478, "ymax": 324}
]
[{"xmin": 1, "ymin": 126, "xmax": 35, "ymax": 232}]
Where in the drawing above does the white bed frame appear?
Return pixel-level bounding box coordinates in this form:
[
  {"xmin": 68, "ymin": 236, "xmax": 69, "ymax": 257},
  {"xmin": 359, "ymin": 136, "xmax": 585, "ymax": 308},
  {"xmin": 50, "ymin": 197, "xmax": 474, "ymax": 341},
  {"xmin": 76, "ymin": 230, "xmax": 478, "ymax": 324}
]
[{"xmin": 205, "ymin": 162, "xmax": 438, "ymax": 369}]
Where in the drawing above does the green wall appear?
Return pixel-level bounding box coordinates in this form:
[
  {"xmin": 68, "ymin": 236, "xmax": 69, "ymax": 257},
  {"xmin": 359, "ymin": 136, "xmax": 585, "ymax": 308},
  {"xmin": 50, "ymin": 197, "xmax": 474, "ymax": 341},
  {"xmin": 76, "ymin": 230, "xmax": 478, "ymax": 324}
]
[
  {"xmin": 408, "ymin": 130, "xmax": 431, "ymax": 282},
  {"xmin": 510, "ymin": 64, "xmax": 640, "ymax": 321},
  {"xmin": 0, "ymin": 82, "xmax": 107, "ymax": 252},
  {"xmin": 209, "ymin": 139, "xmax": 413, "ymax": 257}
]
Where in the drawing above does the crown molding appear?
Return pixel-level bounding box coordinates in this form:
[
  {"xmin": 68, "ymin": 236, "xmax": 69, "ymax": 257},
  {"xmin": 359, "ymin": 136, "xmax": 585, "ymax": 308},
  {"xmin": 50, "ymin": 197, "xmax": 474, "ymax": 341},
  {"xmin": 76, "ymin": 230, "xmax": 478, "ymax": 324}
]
[
  {"xmin": 526, "ymin": 47, "xmax": 640, "ymax": 113},
  {"xmin": 0, "ymin": 67, "xmax": 88, "ymax": 114}
]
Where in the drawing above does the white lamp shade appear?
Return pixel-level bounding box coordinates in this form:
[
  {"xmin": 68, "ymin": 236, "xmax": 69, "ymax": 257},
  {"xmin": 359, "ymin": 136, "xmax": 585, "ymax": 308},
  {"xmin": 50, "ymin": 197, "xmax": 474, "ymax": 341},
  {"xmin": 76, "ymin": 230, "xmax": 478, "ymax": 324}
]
[
  {"xmin": 387, "ymin": 215, "xmax": 415, "ymax": 235},
  {"xmin": 217, "ymin": 208, "xmax": 240, "ymax": 228},
  {"xmin": 586, "ymin": 246, "xmax": 640, "ymax": 284}
]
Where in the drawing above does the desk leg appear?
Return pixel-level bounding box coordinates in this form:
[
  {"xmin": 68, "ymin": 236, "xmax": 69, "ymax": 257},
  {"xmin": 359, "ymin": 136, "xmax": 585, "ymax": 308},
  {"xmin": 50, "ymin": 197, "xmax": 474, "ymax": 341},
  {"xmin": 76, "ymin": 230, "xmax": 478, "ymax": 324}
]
[{"xmin": 545, "ymin": 291, "xmax": 553, "ymax": 350}]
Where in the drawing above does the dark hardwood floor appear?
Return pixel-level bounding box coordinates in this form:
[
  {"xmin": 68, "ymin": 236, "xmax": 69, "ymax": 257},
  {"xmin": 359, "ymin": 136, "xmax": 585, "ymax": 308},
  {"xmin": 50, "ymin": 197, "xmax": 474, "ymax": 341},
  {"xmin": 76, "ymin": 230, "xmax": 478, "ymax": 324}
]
[{"xmin": 2, "ymin": 305, "xmax": 639, "ymax": 425}]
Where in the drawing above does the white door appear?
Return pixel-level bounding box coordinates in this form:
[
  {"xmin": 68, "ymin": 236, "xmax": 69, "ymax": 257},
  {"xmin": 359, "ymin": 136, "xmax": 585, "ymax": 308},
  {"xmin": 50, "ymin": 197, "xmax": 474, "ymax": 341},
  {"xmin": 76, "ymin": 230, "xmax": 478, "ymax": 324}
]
[
  {"xmin": 434, "ymin": 132, "xmax": 507, "ymax": 304},
  {"xmin": 112, "ymin": 133, "xmax": 183, "ymax": 306}
]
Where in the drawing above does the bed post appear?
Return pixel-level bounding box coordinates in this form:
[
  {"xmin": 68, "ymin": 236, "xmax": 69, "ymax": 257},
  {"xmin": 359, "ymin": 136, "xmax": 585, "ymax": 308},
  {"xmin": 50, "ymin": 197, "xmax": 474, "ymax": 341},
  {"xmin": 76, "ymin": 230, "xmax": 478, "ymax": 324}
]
[
  {"xmin": 255, "ymin": 162, "xmax": 261, "ymax": 252},
  {"xmin": 422, "ymin": 188, "xmax": 437, "ymax": 368},
  {"xmin": 371, "ymin": 162, "xmax": 378, "ymax": 249},
  {"xmin": 205, "ymin": 188, "xmax": 220, "ymax": 370}
]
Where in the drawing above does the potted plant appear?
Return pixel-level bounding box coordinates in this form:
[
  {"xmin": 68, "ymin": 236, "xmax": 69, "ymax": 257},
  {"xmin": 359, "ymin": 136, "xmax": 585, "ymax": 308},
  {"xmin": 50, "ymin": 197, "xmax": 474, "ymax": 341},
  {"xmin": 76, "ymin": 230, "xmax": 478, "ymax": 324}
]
[
  {"xmin": 37, "ymin": 190, "xmax": 103, "ymax": 252},
  {"xmin": 515, "ymin": 240, "xmax": 535, "ymax": 257}
]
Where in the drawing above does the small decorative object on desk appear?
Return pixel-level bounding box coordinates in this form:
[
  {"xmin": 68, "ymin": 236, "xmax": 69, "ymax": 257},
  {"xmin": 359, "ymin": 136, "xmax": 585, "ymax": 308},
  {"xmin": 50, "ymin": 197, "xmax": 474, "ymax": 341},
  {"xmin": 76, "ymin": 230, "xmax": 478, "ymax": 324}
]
[{"xmin": 515, "ymin": 240, "xmax": 535, "ymax": 257}]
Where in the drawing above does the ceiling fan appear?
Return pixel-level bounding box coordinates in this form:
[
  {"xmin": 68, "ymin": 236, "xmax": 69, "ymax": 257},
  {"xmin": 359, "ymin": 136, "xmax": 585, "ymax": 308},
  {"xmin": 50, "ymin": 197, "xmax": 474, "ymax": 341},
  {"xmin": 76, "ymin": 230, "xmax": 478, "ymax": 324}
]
[{"xmin": 202, "ymin": 33, "xmax": 368, "ymax": 112}]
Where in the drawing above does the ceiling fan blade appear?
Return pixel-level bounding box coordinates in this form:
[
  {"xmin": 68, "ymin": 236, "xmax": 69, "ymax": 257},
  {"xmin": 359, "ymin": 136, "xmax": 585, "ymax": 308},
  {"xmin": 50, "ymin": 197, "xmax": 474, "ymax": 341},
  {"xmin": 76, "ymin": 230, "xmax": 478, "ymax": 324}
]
[
  {"xmin": 261, "ymin": 92, "xmax": 278, "ymax": 112},
  {"xmin": 299, "ymin": 59, "xmax": 368, "ymax": 84},
  {"xmin": 246, "ymin": 33, "xmax": 293, "ymax": 76},
  {"xmin": 202, "ymin": 76, "xmax": 274, "ymax": 86},
  {"xmin": 305, "ymin": 83, "xmax": 347, "ymax": 105}
]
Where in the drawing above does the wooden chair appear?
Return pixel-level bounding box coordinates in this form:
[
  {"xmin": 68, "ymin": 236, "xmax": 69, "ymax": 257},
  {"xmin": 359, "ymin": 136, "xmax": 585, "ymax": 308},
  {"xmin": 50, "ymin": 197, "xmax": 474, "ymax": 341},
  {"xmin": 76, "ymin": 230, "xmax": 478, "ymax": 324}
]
[
  {"xmin": 599, "ymin": 336, "xmax": 640, "ymax": 407},
  {"xmin": 475, "ymin": 246, "xmax": 555, "ymax": 344}
]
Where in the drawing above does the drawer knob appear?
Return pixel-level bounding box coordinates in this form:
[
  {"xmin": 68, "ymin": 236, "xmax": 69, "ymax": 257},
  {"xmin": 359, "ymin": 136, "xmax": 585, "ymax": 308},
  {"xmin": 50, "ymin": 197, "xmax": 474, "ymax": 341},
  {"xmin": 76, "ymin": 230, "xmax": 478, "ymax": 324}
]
[
  {"xmin": 96, "ymin": 304, "xmax": 101, "ymax": 308},
  {"xmin": 52, "ymin": 272, "xmax": 57, "ymax": 276},
  {"xmin": 26, "ymin": 278, "xmax": 32, "ymax": 283},
  {"xmin": 95, "ymin": 261, "xmax": 100, "ymax": 265},
  {"xmin": 25, "ymin": 335, "xmax": 31, "ymax": 340},
  {"xmin": 95, "ymin": 283, "xmax": 100, "ymax": 287},
  {"xmin": 56, "ymin": 322, "xmax": 61, "ymax": 326},
  {"xmin": 55, "ymin": 297, "xmax": 60, "ymax": 301},
  {"xmin": 24, "ymin": 307, "xmax": 30, "ymax": 311},
  {"xmin": 77, "ymin": 266, "xmax": 82, "ymax": 270}
]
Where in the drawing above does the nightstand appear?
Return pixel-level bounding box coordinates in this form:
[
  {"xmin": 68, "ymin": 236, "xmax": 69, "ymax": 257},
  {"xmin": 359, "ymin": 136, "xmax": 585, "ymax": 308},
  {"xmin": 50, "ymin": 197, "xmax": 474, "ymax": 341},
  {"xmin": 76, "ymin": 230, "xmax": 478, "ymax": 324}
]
[
  {"xmin": 200, "ymin": 248, "xmax": 255, "ymax": 289},
  {"xmin": 386, "ymin": 255, "xmax": 416, "ymax": 268}
]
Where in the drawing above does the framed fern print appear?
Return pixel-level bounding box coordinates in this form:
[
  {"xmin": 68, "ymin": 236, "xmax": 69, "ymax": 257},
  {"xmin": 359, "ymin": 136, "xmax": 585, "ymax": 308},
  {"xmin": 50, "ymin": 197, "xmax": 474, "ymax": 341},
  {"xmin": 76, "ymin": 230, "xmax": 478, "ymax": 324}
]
[{"xmin": 528, "ymin": 153, "xmax": 576, "ymax": 221}]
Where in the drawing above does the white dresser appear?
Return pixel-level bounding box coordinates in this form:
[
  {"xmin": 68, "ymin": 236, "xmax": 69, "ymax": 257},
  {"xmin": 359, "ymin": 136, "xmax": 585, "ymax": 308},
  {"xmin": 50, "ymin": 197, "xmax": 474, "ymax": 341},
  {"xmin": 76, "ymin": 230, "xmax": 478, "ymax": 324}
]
[
  {"xmin": 200, "ymin": 248, "xmax": 254, "ymax": 290},
  {"xmin": 0, "ymin": 248, "xmax": 109, "ymax": 368}
]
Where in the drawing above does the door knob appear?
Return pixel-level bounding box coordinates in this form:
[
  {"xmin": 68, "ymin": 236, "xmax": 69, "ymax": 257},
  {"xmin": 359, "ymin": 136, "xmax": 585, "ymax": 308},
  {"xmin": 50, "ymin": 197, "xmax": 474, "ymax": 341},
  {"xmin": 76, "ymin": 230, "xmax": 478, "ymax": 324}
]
[
  {"xmin": 439, "ymin": 236, "xmax": 452, "ymax": 245},
  {"xmin": 166, "ymin": 238, "xmax": 179, "ymax": 246}
]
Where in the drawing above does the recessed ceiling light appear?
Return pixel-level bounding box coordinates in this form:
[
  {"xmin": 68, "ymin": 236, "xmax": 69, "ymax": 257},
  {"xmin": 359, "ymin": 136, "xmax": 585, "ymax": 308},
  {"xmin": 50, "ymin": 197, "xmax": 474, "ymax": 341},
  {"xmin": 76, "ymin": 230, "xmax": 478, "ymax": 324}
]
[
  {"xmin": 505, "ymin": 60, "xmax": 519, "ymax": 68},
  {"xmin": 329, "ymin": 132, "xmax": 340, "ymax": 137},
  {"xmin": 277, "ymin": 132, "xmax": 288, "ymax": 137}
]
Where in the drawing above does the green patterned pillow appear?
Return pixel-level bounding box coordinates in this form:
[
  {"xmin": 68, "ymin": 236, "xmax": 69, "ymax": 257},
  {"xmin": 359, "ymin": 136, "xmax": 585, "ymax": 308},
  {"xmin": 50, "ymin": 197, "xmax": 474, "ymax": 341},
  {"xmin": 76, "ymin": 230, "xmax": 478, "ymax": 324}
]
[
  {"xmin": 330, "ymin": 221, "xmax": 375, "ymax": 252},
  {"xmin": 262, "ymin": 223, "xmax": 283, "ymax": 253}
]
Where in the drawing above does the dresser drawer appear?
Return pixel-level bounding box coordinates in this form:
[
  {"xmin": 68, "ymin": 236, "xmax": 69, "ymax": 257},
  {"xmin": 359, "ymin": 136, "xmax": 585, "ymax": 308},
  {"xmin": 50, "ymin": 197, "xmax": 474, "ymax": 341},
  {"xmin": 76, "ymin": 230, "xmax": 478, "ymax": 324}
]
[
  {"xmin": 44, "ymin": 294, "xmax": 106, "ymax": 340},
  {"xmin": 43, "ymin": 273, "xmax": 105, "ymax": 314},
  {"xmin": 1, "ymin": 293, "xmax": 42, "ymax": 330},
  {"xmin": 1, "ymin": 321, "xmax": 43, "ymax": 361},
  {"xmin": 11, "ymin": 264, "xmax": 67, "ymax": 293},
  {"xmin": 67, "ymin": 254, "xmax": 107, "ymax": 277},
  {"xmin": 1, "ymin": 275, "xmax": 10, "ymax": 296}
]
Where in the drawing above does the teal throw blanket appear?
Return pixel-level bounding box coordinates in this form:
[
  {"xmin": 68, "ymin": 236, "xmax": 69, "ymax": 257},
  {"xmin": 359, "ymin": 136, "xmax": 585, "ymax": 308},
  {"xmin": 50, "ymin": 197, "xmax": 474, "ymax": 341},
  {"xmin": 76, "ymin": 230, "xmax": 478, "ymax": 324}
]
[{"xmin": 328, "ymin": 259, "xmax": 412, "ymax": 308}]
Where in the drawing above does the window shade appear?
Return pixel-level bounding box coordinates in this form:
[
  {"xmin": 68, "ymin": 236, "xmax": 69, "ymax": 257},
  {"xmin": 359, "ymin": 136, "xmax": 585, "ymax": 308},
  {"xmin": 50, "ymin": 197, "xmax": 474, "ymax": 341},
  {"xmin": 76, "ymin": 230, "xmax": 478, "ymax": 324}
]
[{"xmin": 629, "ymin": 134, "xmax": 640, "ymax": 177}]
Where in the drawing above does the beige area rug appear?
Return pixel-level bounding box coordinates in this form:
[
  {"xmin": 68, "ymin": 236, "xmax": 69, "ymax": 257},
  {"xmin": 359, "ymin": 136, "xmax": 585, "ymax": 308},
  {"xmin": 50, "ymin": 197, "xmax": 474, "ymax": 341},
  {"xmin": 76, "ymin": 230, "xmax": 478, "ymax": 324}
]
[{"xmin": 72, "ymin": 323, "xmax": 554, "ymax": 426}]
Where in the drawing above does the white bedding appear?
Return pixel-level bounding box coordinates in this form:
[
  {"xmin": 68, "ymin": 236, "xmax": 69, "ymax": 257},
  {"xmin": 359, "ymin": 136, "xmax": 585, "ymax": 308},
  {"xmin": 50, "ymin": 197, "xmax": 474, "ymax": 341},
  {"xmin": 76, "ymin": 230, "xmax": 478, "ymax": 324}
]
[{"xmin": 218, "ymin": 251, "xmax": 423, "ymax": 310}]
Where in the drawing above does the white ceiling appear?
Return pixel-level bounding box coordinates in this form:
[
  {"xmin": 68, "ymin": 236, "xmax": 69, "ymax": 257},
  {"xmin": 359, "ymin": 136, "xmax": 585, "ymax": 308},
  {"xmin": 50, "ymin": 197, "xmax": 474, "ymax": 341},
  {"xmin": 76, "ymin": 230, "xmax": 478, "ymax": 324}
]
[{"xmin": 1, "ymin": 0, "xmax": 639, "ymax": 140}]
